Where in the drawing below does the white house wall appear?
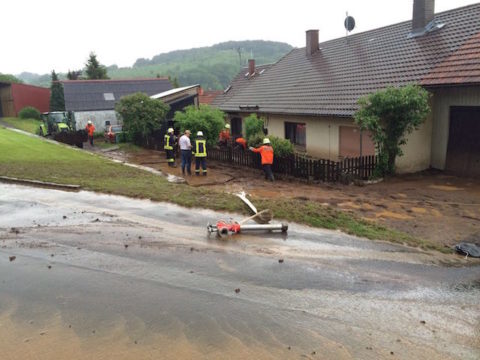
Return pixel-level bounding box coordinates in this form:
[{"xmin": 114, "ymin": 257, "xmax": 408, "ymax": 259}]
[
  {"xmin": 228, "ymin": 112, "xmax": 433, "ymax": 173},
  {"xmin": 74, "ymin": 110, "xmax": 119, "ymax": 132},
  {"xmin": 267, "ymin": 114, "xmax": 359, "ymax": 160},
  {"xmin": 430, "ymin": 86, "xmax": 480, "ymax": 170},
  {"xmin": 395, "ymin": 106, "xmax": 433, "ymax": 174},
  {"xmin": 268, "ymin": 113, "xmax": 432, "ymax": 173}
]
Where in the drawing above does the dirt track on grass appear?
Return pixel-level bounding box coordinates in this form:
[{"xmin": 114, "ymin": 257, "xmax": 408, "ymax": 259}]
[{"xmin": 95, "ymin": 146, "xmax": 480, "ymax": 249}]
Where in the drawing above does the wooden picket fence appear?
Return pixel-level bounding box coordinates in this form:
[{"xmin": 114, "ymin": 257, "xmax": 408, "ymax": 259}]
[{"xmin": 208, "ymin": 147, "xmax": 377, "ymax": 183}]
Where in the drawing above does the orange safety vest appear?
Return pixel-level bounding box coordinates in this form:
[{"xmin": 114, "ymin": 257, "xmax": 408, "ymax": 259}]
[
  {"xmin": 219, "ymin": 129, "xmax": 230, "ymax": 142},
  {"xmin": 85, "ymin": 124, "xmax": 95, "ymax": 136},
  {"xmin": 252, "ymin": 145, "xmax": 274, "ymax": 165}
]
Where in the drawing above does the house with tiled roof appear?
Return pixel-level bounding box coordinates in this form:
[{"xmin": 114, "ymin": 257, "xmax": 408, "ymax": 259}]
[
  {"xmin": 212, "ymin": 60, "xmax": 273, "ymax": 136},
  {"xmin": 62, "ymin": 78, "xmax": 173, "ymax": 131},
  {"xmin": 215, "ymin": 0, "xmax": 480, "ymax": 177}
]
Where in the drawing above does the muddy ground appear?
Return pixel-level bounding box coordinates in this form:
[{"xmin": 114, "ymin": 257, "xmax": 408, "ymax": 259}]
[
  {"xmin": 1, "ymin": 184, "xmax": 479, "ymax": 359},
  {"xmin": 94, "ymin": 146, "xmax": 480, "ymax": 248}
]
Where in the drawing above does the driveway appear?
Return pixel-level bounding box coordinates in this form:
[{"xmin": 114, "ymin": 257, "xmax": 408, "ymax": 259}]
[{"xmin": 0, "ymin": 184, "xmax": 479, "ymax": 359}]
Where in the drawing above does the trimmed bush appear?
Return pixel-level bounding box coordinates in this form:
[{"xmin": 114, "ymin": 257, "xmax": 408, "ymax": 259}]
[
  {"xmin": 174, "ymin": 104, "xmax": 225, "ymax": 147},
  {"xmin": 19, "ymin": 106, "xmax": 41, "ymax": 120}
]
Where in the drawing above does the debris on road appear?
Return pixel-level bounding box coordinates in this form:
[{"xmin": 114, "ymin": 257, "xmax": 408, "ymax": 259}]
[
  {"xmin": 234, "ymin": 288, "xmax": 240, "ymax": 293},
  {"xmin": 10, "ymin": 227, "xmax": 20, "ymax": 234},
  {"xmin": 9, "ymin": 256, "xmax": 16, "ymax": 262}
]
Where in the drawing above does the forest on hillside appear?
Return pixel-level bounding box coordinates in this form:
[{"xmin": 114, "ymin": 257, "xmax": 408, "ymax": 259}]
[{"xmin": 17, "ymin": 40, "xmax": 293, "ymax": 89}]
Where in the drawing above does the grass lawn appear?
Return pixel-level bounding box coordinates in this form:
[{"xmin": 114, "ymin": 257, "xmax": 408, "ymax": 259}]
[
  {"xmin": 0, "ymin": 127, "xmax": 443, "ymax": 252},
  {"xmin": 2, "ymin": 117, "xmax": 42, "ymax": 134}
]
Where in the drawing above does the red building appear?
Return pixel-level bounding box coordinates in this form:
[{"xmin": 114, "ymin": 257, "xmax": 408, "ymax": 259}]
[{"xmin": 0, "ymin": 82, "xmax": 50, "ymax": 117}]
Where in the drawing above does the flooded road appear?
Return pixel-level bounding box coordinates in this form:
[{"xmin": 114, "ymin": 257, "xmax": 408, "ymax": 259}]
[{"xmin": 0, "ymin": 184, "xmax": 479, "ymax": 359}]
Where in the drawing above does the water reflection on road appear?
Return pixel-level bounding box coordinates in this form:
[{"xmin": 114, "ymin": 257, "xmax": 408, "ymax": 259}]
[{"xmin": 0, "ymin": 184, "xmax": 479, "ymax": 359}]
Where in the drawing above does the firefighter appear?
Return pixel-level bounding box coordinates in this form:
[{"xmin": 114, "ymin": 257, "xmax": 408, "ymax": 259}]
[
  {"xmin": 164, "ymin": 127, "xmax": 176, "ymax": 167},
  {"xmin": 85, "ymin": 120, "xmax": 95, "ymax": 146},
  {"xmin": 193, "ymin": 131, "xmax": 207, "ymax": 176},
  {"xmin": 234, "ymin": 136, "xmax": 247, "ymax": 151},
  {"xmin": 250, "ymin": 138, "xmax": 274, "ymax": 181},
  {"xmin": 218, "ymin": 123, "xmax": 231, "ymax": 148}
]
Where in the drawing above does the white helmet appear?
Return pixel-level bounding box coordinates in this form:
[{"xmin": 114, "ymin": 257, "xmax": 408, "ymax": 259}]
[
  {"xmin": 225, "ymin": 124, "xmax": 230, "ymax": 129},
  {"xmin": 197, "ymin": 131, "xmax": 203, "ymax": 137},
  {"xmin": 87, "ymin": 120, "xmax": 92, "ymax": 125},
  {"xmin": 263, "ymin": 138, "xmax": 271, "ymax": 144},
  {"xmin": 167, "ymin": 128, "xmax": 174, "ymax": 133}
]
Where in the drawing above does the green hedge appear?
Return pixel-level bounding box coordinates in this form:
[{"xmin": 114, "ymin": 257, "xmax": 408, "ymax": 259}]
[{"xmin": 18, "ymin": 106, "xmax": 41, "ymax": 120}]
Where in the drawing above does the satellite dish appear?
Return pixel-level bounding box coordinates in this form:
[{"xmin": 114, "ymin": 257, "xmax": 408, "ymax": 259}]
[{"xmin": 344, "ymin": 16, "xmax": 355, "ymax": 32}]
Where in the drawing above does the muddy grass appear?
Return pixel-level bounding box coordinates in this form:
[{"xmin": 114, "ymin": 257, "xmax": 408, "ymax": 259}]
[{"xmin": 94, "ymin": 144, "xmax": 480, "ymax": 254}]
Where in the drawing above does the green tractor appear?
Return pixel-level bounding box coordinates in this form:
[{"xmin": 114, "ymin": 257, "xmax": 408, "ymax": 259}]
[
  {"xmin": 39, "ymin": 111, "xmax": 75, "ymax": 136},
  {"xmin": 38, "ymin": 111, "xmax": 87, "ymax": 148}
]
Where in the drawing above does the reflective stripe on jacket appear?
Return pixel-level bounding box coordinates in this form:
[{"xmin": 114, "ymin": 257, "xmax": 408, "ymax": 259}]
[
  {"xmin": 252, "ymin": 145, "xmax": 274, "ymax": 165},
  {"xmin": 164, "ymin": 134, "xmax": 173, "ymax": 150},
  {"xmin": 194, "ymin": 139, "xmax": 207, "ymax": 157}
]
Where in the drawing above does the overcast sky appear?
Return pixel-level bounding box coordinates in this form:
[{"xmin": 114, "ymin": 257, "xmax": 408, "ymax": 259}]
[{"xmin": 2, "ymin": 0, "xmax": 478, "ymax": 75}]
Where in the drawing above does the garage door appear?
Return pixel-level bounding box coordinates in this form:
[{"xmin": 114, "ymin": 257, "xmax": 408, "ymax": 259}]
[
  {"xmin": 339, "ymin": 126, "xmax": 375, "ymax": 158},
  {"xmin": 446, "ymin": 106, "xmax": 480, "ymax": 177}
]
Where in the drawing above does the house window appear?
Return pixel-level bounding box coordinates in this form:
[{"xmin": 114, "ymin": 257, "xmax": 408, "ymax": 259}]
[
  {"xmin": 285, "ymin": 122, "xmax": 306, "ymax": 148},
  {"xmin": 103, "ymin": 93, "xmax": 115, "ymax": 101}
]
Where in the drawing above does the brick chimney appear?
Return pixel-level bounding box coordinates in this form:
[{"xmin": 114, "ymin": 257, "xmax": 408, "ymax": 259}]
[
  {"xmin": 412, "ymin": 0, "xmax": 435, "ymax": 33},
  {"xmin": 306, "ymin": 30, "xmax": 319, "ymax": 56},
  {"xmin": 248, "ymin": 59, "xmax": 255, "ymax": 76}
]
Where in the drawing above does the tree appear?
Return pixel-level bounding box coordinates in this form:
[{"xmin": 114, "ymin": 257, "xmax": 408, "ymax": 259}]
[
  {"xmin": 174, "ymin": 105, "xmax": 225, "ymax": 147},
  {"xmin": 168, "ymin": 75, "xmax": 180, "ymax": 88},
  {"xmin": 244, "ymin": 113, "xmax": 264, "ymax": 141},
  {"xmin": 49, "ymin": 70, "xmax": 65, "ymax": 111},
  {"xmin": 0, "ymin": 73, "xmax": 23, "ymax": 83},
  {"xmin": 354, "ymin": 85, "xmax": 430, "ymax": 176},
  {"xmin": 85, "ymin": 52, "xmax": 109, "ymax": 80},
  {"xmin": 67, "ymin": 70, "xmax": 83, "ymax": 80},
  {"xmin": 115, "ymin": 92, "xmax": 169, "ymax": 146}
]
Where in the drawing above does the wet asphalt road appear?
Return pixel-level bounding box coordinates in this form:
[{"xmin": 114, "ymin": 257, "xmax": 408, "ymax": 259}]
[{"xmin": 0, "ymin": 183, "xmax": 479, "ymax": 359}]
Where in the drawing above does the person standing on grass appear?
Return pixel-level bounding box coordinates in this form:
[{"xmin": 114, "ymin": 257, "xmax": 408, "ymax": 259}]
[
  {"xmin": 85, "ymin": 120, "xmax": 95, "ymax": 146},
  {"xmin": 179, "ymin": 129, "xmax": 192, "ymax": 175},
  {"xmin": 250, "ymin": 138, "xmax": 274, "ymax": 181},
  {"xmin": 193, "ymin": 131, "xmax": 207, "ymax": 176},
  {"xmin": 164, "ymin": 127, "xmax": 176, "ymax": 167}
]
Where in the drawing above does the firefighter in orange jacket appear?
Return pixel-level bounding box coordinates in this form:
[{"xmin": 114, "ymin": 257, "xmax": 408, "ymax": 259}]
[
  {"xmin": 218, "ymin": 124, "xmax": 231, "ymax": 147},
  {"xmin": 85, "ymin": 120, "xmax": 95, "ymax": 146},
  {"xmin": 250, "ymin": 138, "xmax": 274, "ymax": 181}
]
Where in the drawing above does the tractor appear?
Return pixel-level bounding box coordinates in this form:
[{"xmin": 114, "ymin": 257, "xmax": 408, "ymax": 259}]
[
  {"xmin": 39, "ymin": 111, "xmax": 74, "ymax": 136},
  {"xmin": 39, "ymin": 111, "xmax": 87, "ymax": 148}
]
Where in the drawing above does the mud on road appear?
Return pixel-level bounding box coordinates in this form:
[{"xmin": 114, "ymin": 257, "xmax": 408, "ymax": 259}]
[
  {"xmin": 97, "ymin": 146, "xmax": 480, "ymax": 249},
  {"xmin": 1, "ymin": 184, "xmax": 479, "ymax": 359}
]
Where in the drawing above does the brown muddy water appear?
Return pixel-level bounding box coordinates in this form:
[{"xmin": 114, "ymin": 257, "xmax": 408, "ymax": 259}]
[{"xmin": 0, "ymin": 183, "xmax": 479, "ymax": 359}]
